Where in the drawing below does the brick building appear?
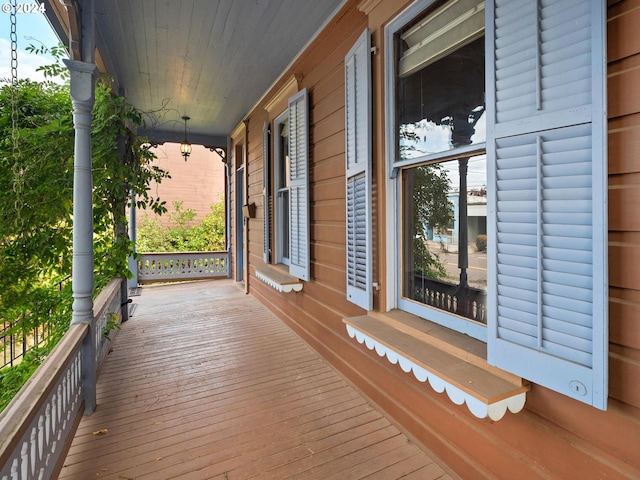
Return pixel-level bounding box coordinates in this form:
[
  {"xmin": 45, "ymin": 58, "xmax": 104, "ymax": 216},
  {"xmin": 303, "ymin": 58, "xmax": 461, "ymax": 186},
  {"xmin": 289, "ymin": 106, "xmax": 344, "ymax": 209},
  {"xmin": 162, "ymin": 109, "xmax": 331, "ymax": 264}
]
[{"xmin": 145, "ymin": 142, "xmax": 225, "ymax": 228}]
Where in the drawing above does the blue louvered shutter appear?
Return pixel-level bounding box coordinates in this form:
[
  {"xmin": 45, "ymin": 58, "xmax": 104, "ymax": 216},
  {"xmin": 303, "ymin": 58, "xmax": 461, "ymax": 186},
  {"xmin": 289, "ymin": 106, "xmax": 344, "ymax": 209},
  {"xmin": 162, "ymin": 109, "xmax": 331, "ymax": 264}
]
[
  {"xmin": 288, "ymin": 89, "xmax": 310, "ymax": 281},
  {"xmin": 486, "ymin": 0, "xmax": 607, "ymax": 409},
  {"xmin": 263, "ymin": 122, "xmax": 271, "ymax": 263},
  {"xmin": 345, "ymin": 29, "xmax": 372, "ymax": 310}
]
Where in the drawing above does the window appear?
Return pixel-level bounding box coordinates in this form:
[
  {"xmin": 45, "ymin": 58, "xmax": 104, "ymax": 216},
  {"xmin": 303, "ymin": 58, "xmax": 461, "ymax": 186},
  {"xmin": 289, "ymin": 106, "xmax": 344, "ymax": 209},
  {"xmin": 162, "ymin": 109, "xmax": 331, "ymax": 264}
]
[
  {"xmin": 274, "ymin": 112, "xmax": 291, "ymax": 266},
  {"xmin": 395, "ymin": 0, "xmax": 488, "ymax": 340},
  {"xmin": 263, "ymin": 89, "xmax": 310, "ymax": 282},
  {"xmin": 380, "ymin": 0, "xmax": 607, "ymax": 409}
]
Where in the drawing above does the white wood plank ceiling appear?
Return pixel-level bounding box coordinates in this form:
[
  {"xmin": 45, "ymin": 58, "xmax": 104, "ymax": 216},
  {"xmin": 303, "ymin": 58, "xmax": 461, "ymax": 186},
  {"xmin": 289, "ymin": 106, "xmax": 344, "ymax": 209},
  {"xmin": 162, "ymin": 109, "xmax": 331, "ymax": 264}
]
[{"xmin": 46, "ymin": 0, "xmax": 345, "ymax": 147}]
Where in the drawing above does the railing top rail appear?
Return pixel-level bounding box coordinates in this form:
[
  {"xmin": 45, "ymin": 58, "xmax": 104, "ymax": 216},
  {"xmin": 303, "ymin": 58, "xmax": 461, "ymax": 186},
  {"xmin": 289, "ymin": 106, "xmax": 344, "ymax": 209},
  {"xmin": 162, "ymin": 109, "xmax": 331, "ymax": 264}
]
[
  {"xmin": 138, "ymin": 251, "xmax": 228, "ymax": 256},
  {"xmin": 0, "ymin": 323, "xmax": 88, "ymax": 466},
  {"xmin": 93, "ymin": 277, "xmax": 122, "ymax": 322},
  {"xmin": 138, "ymin": 250, "xmax": 229, "ymax": 256}
]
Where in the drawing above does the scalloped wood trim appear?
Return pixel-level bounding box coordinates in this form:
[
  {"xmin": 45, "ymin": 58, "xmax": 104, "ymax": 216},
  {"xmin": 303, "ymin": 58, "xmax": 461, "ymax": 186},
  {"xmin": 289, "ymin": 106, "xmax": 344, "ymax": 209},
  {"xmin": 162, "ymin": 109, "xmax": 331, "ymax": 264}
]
[
  {"xmin": 344, "ymin": 319, "xmax": 528, "ymax": 421},
  {"xmin": 256, "ymin": 266, "xmax": 303, "ymax": 293}
]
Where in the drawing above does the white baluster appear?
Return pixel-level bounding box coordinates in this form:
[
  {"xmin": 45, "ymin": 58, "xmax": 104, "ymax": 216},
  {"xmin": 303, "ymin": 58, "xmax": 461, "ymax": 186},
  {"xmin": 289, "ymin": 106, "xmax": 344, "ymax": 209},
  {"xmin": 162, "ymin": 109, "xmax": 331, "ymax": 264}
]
[
  {"xmin": 56, "ymin": 384, "xmax": 64, "ymax": 427},
  {"xmin": 29, "ymin": 427, "xmax": 37, "ymax": 477},
  {"xmin": 62, "ymin": 371, "xmax": 69, "ymax": 422},
  {"xmin": 37, "ymin": 415, "xmax": 44, "ymax": 466},
  {"xmin": 44, "ymin": 404, "xmax": 51, "ymax": 447},
  {"xmin": 10, "ymin": 456, "xmax": 19, "ymax": 480},
  {"xmin": 20, "ymin": 442, "xmax": 29, "ymax": 479}
]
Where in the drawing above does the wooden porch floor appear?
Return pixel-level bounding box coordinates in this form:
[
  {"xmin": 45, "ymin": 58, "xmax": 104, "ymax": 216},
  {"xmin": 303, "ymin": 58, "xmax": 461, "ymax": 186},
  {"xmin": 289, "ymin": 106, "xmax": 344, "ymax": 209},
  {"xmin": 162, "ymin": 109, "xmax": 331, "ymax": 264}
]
[{"xmin": 59, "ymin": 280, "xmax": 454, "ymax": 480}]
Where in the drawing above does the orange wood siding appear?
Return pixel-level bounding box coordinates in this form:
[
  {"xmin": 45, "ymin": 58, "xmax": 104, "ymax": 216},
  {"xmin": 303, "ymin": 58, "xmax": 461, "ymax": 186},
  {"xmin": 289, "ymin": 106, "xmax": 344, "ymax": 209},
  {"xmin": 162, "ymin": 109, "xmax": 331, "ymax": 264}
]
[
  {"xmin": 232, "ymin": 0, "xmax": 640, "ymax": 478},
  {"xmin": 607, "ymin": 0, "xmax": 640, "ymax": 410},
  {"xmin": 246, "ymin": 110, "xmax": 267, "ymax": 278}
]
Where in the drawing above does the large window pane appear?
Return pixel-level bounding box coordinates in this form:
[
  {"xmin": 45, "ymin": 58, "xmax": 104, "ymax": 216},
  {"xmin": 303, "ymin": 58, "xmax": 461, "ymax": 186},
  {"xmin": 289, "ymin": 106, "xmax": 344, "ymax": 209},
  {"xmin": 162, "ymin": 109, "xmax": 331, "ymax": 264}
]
[
  {"xmin": 276, "ymin": 117, "xmax": 290, "ymax": 265},
  {"xmin": 397, "ymin": 36, "xmax": 485, "ymax": 160},
  {"xmin": 401, "ymin": 155, "xmax": 487, "ymax": 324},
  {"xmin": 395, "ymin": 1, "xmax": 487, "ymax": 327}
]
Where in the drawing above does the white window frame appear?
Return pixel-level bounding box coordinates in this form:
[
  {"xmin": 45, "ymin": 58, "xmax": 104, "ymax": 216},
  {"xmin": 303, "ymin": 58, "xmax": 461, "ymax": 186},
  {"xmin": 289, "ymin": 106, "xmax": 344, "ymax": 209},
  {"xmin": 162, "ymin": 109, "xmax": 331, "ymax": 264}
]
[
  {"xmin": 273, "ymin": 110, "xmax": 290, "ymax": 266},
  {"xmin": 384, "ymin": 0, "xmax": 487, "ymax": 341}
]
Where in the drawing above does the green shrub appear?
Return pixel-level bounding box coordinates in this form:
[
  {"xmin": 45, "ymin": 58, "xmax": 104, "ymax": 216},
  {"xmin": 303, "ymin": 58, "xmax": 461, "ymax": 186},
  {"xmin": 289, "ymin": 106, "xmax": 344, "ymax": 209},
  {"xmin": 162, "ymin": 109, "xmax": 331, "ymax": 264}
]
[
  {"xmin": 476, "ymin": 234, "xmax": 487, "ymax": 252},
  {"xmin": 0, "ymin": 49, "xmax": 169, "ymax": 411},
  {"xmin": 137, "ymin": 199, "xmax": 226, "ymax": 252}
]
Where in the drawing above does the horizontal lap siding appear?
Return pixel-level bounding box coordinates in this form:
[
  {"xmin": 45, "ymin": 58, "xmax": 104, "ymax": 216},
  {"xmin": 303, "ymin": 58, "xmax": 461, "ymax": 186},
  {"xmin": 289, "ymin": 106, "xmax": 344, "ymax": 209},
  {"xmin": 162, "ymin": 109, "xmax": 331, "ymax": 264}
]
[
  {"xmin": 607, "ymin": 0, "xmax": 640, "ymax": 410},
  {"xmin": 246, "ymin": 3, "xmax": 364, "ymax": 299},
  {"xmin": 244, "ymin": 1, "xmax": 367, "ymax": 342},
  {"xmin": 238, "ymin": 0, "xmax": 640, "ymax": 478},
  {"xmin": 311, "ymin": 96, "xmax": 347, "ymax": 276},
  {"xmin": 247, "ymin": 113, "xmax": 268, "ymax": 270}
]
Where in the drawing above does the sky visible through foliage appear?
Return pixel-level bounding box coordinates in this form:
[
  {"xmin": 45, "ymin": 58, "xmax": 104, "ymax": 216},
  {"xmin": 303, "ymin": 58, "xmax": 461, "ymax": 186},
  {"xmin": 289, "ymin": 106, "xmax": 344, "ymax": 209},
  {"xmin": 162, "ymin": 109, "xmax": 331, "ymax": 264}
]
[{"xmin": 0, "ymin": 6, "xmax": 58, "ymax": 82}]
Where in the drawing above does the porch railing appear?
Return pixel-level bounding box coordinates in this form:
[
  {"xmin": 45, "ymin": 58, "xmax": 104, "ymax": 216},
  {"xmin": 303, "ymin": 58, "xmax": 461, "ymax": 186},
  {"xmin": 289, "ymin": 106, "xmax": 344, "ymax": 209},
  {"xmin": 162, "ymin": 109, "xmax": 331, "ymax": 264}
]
[
  {"xmin": 137, "ymin": 251, "xmax": 229, "ymax": 284},
  {"xmin": 1, "ymin": 276, "xmax": 71, "ymax": 370},
  {"xmin": 0, "ymin": 278, "xmax": 122, "ymax": 480},
  {"xmin": 411, "ymin": 276, "xmax": 487, "ymax": 324},
  {"xmin": 1, "ymin": 320, "xmax": 53, "ymax": 370}
]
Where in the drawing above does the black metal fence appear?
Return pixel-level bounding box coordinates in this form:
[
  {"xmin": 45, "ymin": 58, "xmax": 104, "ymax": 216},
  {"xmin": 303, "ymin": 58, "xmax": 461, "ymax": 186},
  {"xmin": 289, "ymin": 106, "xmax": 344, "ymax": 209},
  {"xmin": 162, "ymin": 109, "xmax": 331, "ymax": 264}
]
[{"xmin": 1, "ymin": 275, "xmax": 71, "ymax": 370}]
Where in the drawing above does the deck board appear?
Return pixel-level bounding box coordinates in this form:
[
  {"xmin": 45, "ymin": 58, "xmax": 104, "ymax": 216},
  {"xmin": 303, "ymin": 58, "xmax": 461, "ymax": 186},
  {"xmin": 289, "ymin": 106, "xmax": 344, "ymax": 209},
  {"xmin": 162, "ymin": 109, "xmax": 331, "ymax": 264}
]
[{"xmin": 59, "ymin": 280, "xmax": 453, "ymax": 480}]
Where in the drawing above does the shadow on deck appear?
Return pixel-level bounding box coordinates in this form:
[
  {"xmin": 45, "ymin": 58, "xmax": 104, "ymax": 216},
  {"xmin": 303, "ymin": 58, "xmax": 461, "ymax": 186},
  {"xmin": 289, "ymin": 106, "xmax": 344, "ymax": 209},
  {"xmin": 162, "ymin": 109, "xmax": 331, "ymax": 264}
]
[{"xmin": 60, "ymin": 280, "xmax": 453, "ymax": 479}]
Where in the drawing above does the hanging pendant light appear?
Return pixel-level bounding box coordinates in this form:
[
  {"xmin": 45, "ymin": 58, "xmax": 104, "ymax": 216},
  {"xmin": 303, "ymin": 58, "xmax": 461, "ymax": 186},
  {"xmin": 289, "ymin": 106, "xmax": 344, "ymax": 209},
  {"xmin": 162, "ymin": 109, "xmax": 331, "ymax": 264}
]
[{"xmin": 180, "ymin": 116, "xmax": 192, "ymax": 161}]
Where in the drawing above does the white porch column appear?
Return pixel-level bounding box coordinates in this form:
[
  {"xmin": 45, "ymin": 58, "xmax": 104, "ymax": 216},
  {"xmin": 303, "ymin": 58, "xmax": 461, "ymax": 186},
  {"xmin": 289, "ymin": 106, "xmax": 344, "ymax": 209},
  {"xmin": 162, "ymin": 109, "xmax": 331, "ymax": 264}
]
[
  {"xmin": 65, "ymin": 58, "xmax": 98, "ymax": 413},
  {"xmin": 65, "ymin": 59, "xmax": 97, "ymax": 324}
]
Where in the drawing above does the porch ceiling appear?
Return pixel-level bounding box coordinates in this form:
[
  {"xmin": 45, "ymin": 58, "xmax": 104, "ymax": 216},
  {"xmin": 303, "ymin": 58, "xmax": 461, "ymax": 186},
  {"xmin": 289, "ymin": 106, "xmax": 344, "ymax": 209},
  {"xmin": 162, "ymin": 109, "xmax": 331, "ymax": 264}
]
[{"xmin": 44, "ymin": 0, "xmax": 345, "ymax": 148}]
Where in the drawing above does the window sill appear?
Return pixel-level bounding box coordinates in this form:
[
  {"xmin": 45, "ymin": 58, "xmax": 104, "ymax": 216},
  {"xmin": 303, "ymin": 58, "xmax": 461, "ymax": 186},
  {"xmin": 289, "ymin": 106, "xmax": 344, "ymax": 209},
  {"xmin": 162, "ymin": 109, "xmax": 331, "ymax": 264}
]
[
  {"xmin": 343, "ymin": 310, "xmax": 529, "ymax": 421},
  {"xmin": 256, "ymin": 265, "xmax": 303, "ymax": 293}
]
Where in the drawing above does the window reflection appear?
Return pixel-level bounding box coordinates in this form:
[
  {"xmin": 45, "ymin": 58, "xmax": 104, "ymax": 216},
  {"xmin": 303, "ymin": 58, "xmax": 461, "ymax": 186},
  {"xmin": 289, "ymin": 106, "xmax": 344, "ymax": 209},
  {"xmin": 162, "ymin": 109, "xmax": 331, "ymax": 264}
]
[
  {"xmin": 398, "ymin": 36, "xmax": 485, "ymax": 160},
  {"xmin": 402, "ymin": 156, "xmax": 487, "ymax": 324},
  {"xmin": 395, "ymin": 0, "xmax": 487, "ymax": 325},
  {"xmin": 277, "ymin": 118, "xmax": 290, "ymax": 263}
]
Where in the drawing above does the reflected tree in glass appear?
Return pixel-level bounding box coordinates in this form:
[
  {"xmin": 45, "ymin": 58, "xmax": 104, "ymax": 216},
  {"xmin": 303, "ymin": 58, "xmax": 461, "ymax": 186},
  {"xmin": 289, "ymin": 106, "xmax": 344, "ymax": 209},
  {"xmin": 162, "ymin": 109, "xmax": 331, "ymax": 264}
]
[{"xmin": 400, "ymin": 127, "xmax": 453, "ymax": 281}]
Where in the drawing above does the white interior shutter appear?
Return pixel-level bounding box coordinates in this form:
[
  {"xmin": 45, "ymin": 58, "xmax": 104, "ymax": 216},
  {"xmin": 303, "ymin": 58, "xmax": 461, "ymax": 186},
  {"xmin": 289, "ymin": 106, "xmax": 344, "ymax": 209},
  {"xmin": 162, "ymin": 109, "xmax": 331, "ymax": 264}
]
[
  {"xmin": 263, "ymin": 122, "xmax": 271, "ymax": 263},
  {"xmin": 486, "ymin": 0, "xmax": 607, "ymax": 409},
  {"xmin": 288, "ymin": 89, "xmax": 310, "ymax": 281},
  {"xmin": 345, "ymin": 29, "xmax": 372, "ymax": 310}
]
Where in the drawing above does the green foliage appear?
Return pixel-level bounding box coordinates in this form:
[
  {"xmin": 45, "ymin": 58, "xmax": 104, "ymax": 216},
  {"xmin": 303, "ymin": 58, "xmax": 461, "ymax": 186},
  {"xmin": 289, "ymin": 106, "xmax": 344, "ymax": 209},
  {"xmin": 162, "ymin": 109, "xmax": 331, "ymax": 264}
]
[
  {"xmin": 0, "ymin": 281, "xmax": 73, "ymax": 412},
  {"xmin": 25, "ymin": 44, "xmax": 70, "ymax": 81},
  {"xmin": 411, "ymin": 164, "xmax": 453, "ymax": 237},
  {"xmin": 102, "ymin": 312, "xmax": 121, "ymax": 341},
  {"xmin": 413, "ymin": 237, "xmax": 447, "ymax": 279},
  {"xmin": 91, "ymin": 79, "xmax": 170, "ymax": 280},
  {"xmin": 137, "ymin": 199, "xmax": 226, "ymax": 253},
  {"xmin": 399, "ymin": 125, "xmax": 454, "ymax": 280},
  {"xmin": 409, "ymin": 164, "xmax": 453, "ymax": 279},
  {"xmin": 0, "ymin": 352, "xmax": 43, "ymax": 412},
  {"xmin": 476, "ymin": 234, "xmax": 487, "ymax": 252},
  {"xmin": 0, "ymin": 45, "xmax": 170, "ymax": 412},
  {"xmin": 0, "ymin": 79, "xmax": 74, "ymax": 322},
  {"xmin": 199, "ymin": 200, "xmax": 226, "ymax": 248}
]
